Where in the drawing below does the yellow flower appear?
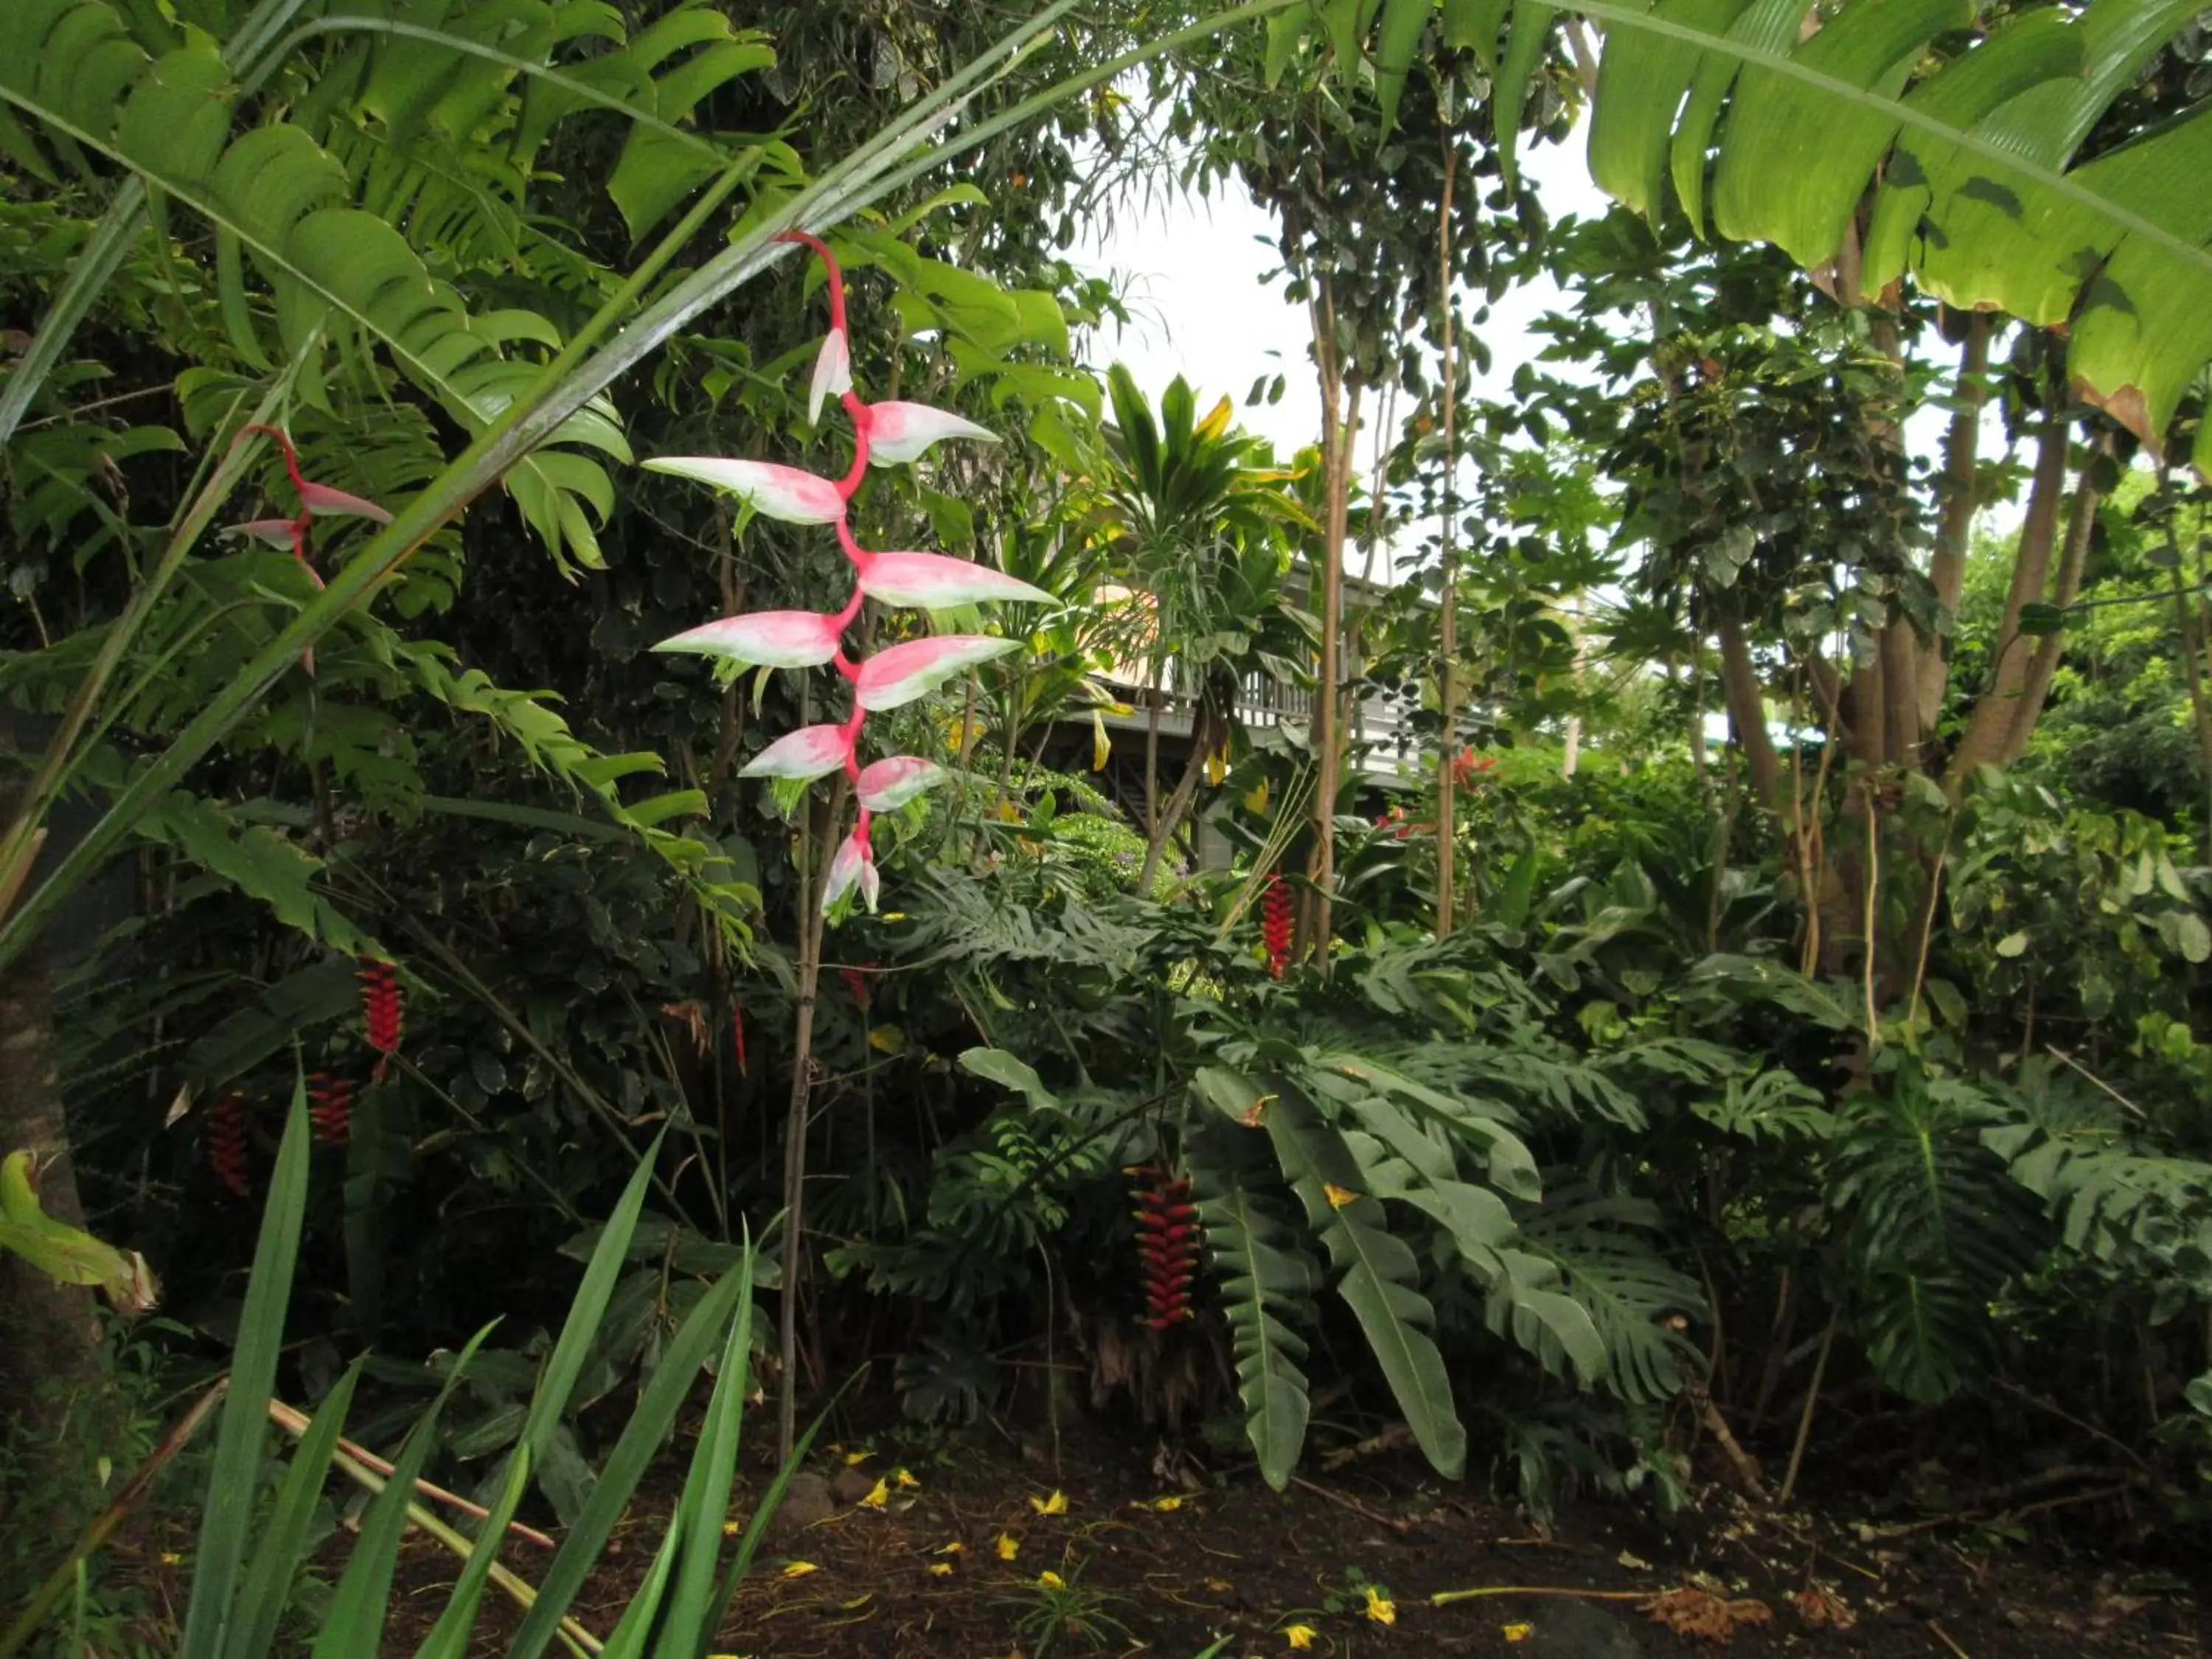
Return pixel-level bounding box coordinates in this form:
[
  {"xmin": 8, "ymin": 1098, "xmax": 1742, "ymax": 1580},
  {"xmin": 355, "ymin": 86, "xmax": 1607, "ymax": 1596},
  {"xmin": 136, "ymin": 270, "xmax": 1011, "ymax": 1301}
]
[
  {"xmin": 843, "ymin": 1449, "xmax": 870, "ymax": 1466},
  {"xmin": 928, "ymin": 1562, "xmax": 954, "ymax": 1577},
  {"xmin": 780, "ymin": 1561, "xmax": 819, "ymax": 1579},
  {"xmin": 1363, "ymin": 1585, "xmax": 1397, "ymax": 1626},
  {"xmin": 895, "ymin": 1467, "xmax": 920, "ymax": 1489},
  {"xmin": 934, "ymin": 1540, "xmax": 964, "ymax": 1556},
  {"xmin": 722, "ymin": 1520, "xmax": 742, "ymax": 1536},
  {"xmin": 159, "ymin": 1551, "xmax": 184, "ymax": 1566},
  {"xmin": 1503, "ymin": 1622, "xmax": 1534, "ymax": 1643},
  {"xmin": 1037, "ymin": 1571, "xmax": 1067, "ymax": 1589},
  {"xmin": 1029, "ymin": 1489, "xmax": 1068, "ymax": 1516},
  {"xmin": 1284, "ymin": 1626, "xmax": 1316, "ymax": 1649},
  {"xmin": 1324, "ymin": 1182, "xmax": 1360, "ymax": 1209},
  {"xmin": 995, "ymin": 1532, "xmax": 1020, "ymax": 1560},
  {"xmin": 858, "ymin": 1477, "xmax": 889, "ymax": 1509},
  {"xmin": 1134, "ymin": 1495, "xmax": 1186, "ymax": 1512}
]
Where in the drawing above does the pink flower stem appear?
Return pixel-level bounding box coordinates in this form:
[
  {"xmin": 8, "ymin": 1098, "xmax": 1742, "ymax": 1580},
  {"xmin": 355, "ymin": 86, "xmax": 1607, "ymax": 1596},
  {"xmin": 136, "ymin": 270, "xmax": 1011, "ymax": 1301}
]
[{"xmin": 775, "ymin": 231, "xmax": 846, "ymax": 334}]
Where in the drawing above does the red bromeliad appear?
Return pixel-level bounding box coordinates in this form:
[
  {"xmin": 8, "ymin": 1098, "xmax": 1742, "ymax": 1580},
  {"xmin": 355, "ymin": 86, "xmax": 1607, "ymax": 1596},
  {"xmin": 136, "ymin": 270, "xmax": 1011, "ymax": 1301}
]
[
  {"xmin": 307, "ymin": 1072, "xmax": 355, "ymax": 1145},
  {"xmin": 646, "ymin": 232, "xmax": 1050, "ymax": 913},
  {"xmin": 1130, "ymin": 1166, "xmax": 1200, "ymax": 1329},
  {"xmin": 359, "ymin": 957, "xmax": 403, "ymax": 1079},
  {"xmin": 207, "ymin": 1092, "xmax": 249, "ymax": 1196},
  {"xmin": 1261, "ymin": 872, "xmax": 1293, "ymax": 978}
]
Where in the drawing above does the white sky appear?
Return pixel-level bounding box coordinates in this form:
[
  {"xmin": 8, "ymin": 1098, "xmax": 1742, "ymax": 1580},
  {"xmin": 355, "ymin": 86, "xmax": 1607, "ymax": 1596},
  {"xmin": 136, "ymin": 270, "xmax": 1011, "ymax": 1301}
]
[{"xmin": 1066, "ymin": 122, "xmax": 2020, "ymax": 576}]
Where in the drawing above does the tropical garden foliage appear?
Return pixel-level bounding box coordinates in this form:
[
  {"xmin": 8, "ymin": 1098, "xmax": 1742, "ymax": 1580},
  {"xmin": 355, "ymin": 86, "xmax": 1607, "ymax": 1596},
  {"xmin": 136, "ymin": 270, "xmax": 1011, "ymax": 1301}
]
[{"xmin": 1, "ymin": 0, "xmax": 2211, "ymax": 1652}]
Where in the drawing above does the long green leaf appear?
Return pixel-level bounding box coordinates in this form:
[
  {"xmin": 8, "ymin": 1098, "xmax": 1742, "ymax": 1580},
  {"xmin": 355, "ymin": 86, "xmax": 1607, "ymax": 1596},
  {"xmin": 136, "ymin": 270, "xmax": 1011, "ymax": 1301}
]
[
  {"xmin": 177, "ymin": 1073, "xmax": 313, "ymax": 1659},
  {"xmin": 308, "ymin": 1324, "xmax": 498, "ymax": 1659},
  {"xmin": 662, "ymin": 1247, "xmax": 759, "ymax": 1652},
  {"xmin": 409, "ymin": 1135, "xmax": 667, "ymax": 1659},
  {"xmin": 223, "ymin": 1360, "xmax": 367, "ymax": 1659}
]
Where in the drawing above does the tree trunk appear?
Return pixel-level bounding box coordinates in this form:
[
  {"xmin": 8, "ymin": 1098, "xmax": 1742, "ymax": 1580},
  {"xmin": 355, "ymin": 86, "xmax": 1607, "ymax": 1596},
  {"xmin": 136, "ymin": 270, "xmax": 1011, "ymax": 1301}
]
[
  {"xmin": 1309, "ymin": 272, "xmax": 1358, "ymax": 967},
  {"xmin": 1137, "ymin": 691, "xmax": 1223, "ymax": 891},
  {"xmin": 1714, "ymin": 597, "xmax": 1781, "ymax": 807},
  {"xmin": 1998, "ymin": 443, "xmax": 2105, "ymax": 765},
  {"xmin": 1949, "ymin": 411, "xmax": 2073, "ymax": 785},
  {"xmin": 1918, "ymin": 315, "xmax": 1990, "ymax": 733}
]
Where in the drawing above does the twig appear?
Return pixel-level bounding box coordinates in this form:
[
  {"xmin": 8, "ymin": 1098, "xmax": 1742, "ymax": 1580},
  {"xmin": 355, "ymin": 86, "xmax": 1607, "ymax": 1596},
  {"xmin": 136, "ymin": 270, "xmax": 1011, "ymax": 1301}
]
[
  {"xmin": 1430, "ymin": 1585, "xmax": 1649, "ymax": 1607},
  {"xmin": 1778, "ymin": 1312, "xmax": 1837, "ymax": 1506},
  {"xmin": 265, "ymin": 1397, "xmax": 557, "ymax": 1549},
  {"xmin": 1290, "ymin": 1475, "xmax": 1411, "ymax": 1534},
  {"xmin": 1927, "ymin": 1618, "xmax": 1974, "ymax": 1659},
  {"xmin": 1690, "ymin": 1386, "xmax": 1767, "ymax": 1502},
  {"xmin": 2047, "ymin": 1046, "xmax": 2149, "ymax": 1121}
]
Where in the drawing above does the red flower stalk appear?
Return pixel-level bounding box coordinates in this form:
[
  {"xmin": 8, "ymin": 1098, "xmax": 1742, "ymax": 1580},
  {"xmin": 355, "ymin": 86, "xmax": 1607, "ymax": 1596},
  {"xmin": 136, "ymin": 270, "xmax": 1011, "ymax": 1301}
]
[
  {"xmin": 644, "ymin": 232, "xmax": 1048, "ymax": 917},
  {"xmin": 1130, "ymin": 1166, "xmax": 1201, "ymax": 1329},
  {"xmin": 308, "ymin": 1072, "xmax": 355, "ymax": 1145},
  {"xmin": 359, "ymin": 957, "xmax": 403, "ymax": 1057},
  {"xmin": 207, "ymin": 1092, "xmax": 249, "ymax": 1195},
  {"xmin": 1261, "ymin": 873, "xmax": 1294, "ymax": 979}
]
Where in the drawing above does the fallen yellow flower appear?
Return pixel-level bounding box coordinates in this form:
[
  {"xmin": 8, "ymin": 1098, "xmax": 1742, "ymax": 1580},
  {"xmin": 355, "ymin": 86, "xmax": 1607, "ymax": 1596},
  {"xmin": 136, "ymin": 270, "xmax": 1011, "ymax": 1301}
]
[
  {"xmin": 934, "ymin": 1540, "xmax": 964, "ymax": 1556},
  {"xmin": 1324, "ymin": 1182, "xmax": 1360, "ymax": 1209},
  {"xmin": 1503, "ymin": 1622, "xmax": 1533, "ymax": 1643},
  {"xmin": 895, "ymin": 1467, "xmax": 920, "ymax": 1489},
  {"xmin": 928, "ymin": 1562, "xmax": 954, "ymax": 1577},
  {"xmin": 780, "ymin": 1561, "xmax": 819, "ymax": 1579},
  {"xmin": 721, "ymin": 1520, "xmax": 741, "ymax": 1536},
  {"xmin": 1284, "ymin": 1625, "xmax": 1316, "ymax": 1649},
  {"xmin": 857, "ymin": 1477, "xmax": 889, "ymax": 1509},
  {"xmin": 1029, "ymin": 1489, "xmax": 1068, "ymax": 1516},
  {"xmin": 843, "ymin": 1450, "xmax": 871, "ymax": 1466},
  {"xmin": 1134, "ymin": 1495, "xmax": 1186, "ymax": 1512},
  {"xmin": 1037, "ymin": 1571, "xmax": 1067, "ymax": 1589},
  {"xmin": 995, "ymin": 1532, "xmax": 1020, "ymax": 1560},
  {"xmin": 1363, "ymin": 1585, "xmax": 1397, "ymax": 1626}
]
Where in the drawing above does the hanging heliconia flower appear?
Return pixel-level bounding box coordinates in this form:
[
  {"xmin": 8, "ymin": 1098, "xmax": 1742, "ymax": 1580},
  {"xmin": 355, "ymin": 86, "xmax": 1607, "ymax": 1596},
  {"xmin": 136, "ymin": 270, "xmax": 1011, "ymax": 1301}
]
[
  {"xmin": 1130, "ymin": 1166, "xmax": 1201, "ymax": 1329},
  {"xmin": 207, "ymin": 1092, "xmax": 249, "ymax": 1196},
  {"xmin": 1261, "ymin": 873, "xmax": 1294, "ymax": 979},
  {"xmin": 358, "ymin": 956, "xmax": 403, "ymax": 1080},
  {"xmin": 223, "ymin": 424, "xmax": 392, "ymax": 673},
  {"xmin": 307, "ymin": 1072, "xmax": 355, "ymax": 1145},
  {"xmin": 646, "ymin": 231, "xmax": 1051, "ymax": 914}
]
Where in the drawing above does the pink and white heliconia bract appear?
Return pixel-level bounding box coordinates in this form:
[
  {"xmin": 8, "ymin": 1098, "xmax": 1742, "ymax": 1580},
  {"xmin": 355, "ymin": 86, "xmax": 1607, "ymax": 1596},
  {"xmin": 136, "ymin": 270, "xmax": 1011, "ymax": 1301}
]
[
  {"xmin": 855, "ymin": 757, "xmax": 945, "ymax": 812},
  {"xmin": 865, "ymin": 402, "xmax": 1000, "ymax": 467},
  {"xmin": 644, "ymin": 457, "xmax": 846, "ymax": 524},
  {"xmin": 739, "ymin": 723, "xmax": 855, "ymax": 782},
  {"xmin": 855, "ymin": 551, "xmax": 1053, "ymax": 611},
  {"xmin": 296, "ymin": 480, "xmax": 394, "ymax": 522},
  {"xmin": 809, "ymin": 328, "xmax": 852, "ymax": 424},
  {"xmin": 855, "ymin": 635, "xmax": 1020, "ymax": 712},
  {"xmin": 226, "ymin": 518, "xmax": 305, "ymax": 549},
  {"xmin": 653, "ymin": 610, "xmax": 842, "ymax": 667},
  {"xmin": 823, "ymin": 827, "xmax": 880, "ymax": 913}
]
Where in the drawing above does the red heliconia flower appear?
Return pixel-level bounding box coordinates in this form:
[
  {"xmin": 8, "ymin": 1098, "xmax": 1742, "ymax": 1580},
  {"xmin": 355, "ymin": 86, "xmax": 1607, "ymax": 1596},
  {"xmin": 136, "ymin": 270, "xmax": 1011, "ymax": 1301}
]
[
  {"xmin": 207, "ymin": 1092, "xmax": 250, "ymax": 1195},
  {"xmin": 1450, "ymin": 746, "xmax": 1497, "ymax": 787},
  {"xmin": 732, "ymin": 999, "xmax": 748, "ymax": 1076},
  {"xmin": 1130, "ymin": 1166, "xmax": 1202, "ymax": 1329},
  {"xmin": 1261, "ymin": 873, "xmax": 1294, "ymax": 980},
  {"xmin": 308, "ymin": 1072, "xmax": 355, "ymax": 1145},
  {"xmin": 359, "ymin": 958, "xmax": 403, "ymax": 1079},
  {"xmin": 644, "ymin": 230, "xmax": 1043, "ymax": 918},
  {"xmin": 223, "ymin": 424, "xmax": 392, "ymax": 675}
]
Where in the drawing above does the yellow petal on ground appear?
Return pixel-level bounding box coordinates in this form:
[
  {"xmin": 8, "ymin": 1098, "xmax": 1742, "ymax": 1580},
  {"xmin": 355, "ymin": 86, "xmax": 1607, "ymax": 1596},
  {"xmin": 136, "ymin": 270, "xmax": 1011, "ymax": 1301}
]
[
  {"xmin": 844, "ymin": 1450, "xmax": 871, "ymax": 1466},
  {"xmin": 1285, "ymin": 1627, "xmax": 1316, "ymax": 1651},
  {"xmin": 928, "ymin": 1562, "xmax": 953, "ymax": 1576},
  {"xmin": 995, "ymin": 1532, "xmax": 1020, "ymax": 1560},
  {"xmin": 934, "ymin": 1540, "xmax": 964, "ymax": 1555},
  {"xmin": 895, "ymin": 1467, "xmax": 920, "ymax": 1489},
  {"xmin": 858, "ymin": 1477, "xmax": 890, "ymax": 1509},
  {"xmin": 1324, "ymin": 1182, "xmax": 1360, "ymax": 1209},
  {"xmin": 722, "ymin": 1520, "xmax": 742, "ymax": 1536},
  {"xmin": 1037, "ymin": 1571, "xmax": 1066, "ymax": 1589},
  {"xmin": 1133, "ymin": 1495, "xmax": 1186, "ymax": 1512},
  {"xmin": 1029, "ymin": 1489, "xmax": 1068, "ymax": 1516},
  {"xmin": 781, "ymin": 1561, "xmax": 819, "ymax": 1579},
  {"xmin": 1503, "ymin": 1623, "xmax": 1534, "ymax": 1643},
  {"xmin": 1363, "ymin": 1585, "xmax": 1397, "ymax": 1626}
]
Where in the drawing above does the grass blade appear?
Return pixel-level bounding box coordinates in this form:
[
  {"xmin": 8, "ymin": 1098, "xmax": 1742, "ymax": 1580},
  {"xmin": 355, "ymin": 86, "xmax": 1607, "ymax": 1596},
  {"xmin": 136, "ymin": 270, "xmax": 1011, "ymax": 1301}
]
[
  {"xmin": 661, "ymin": 1245, "xmax": 758, "ymax": 1650},
  {"xmin": 223, "ymin": 1357, "xmax": 366, "ymax": 1659},
  {"xmin": 177, "ymin": 1073, "xmax": 313, "ymax": 1659}
]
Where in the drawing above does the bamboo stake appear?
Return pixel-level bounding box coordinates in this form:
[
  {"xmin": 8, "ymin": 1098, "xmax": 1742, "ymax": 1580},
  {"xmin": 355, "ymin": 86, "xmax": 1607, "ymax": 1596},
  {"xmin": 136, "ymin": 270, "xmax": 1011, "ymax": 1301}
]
[
  {"xmin": 265, "ymin": 1398, "xmax": 557, "ymax": 1549},
  {"xmin": 1434, "ymin": 138, "xmax": 1461, "ymax": 939}
]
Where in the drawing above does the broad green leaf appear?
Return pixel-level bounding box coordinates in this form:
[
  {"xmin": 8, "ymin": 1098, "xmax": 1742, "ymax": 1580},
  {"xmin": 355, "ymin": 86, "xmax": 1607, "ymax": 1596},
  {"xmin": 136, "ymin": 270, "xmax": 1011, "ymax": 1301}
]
[
  {"xmin": 1190, "ymin": 1136, "xmax": 1314, "ymax": 1490},
  {"xmin": 959, "ymin": 1047, "xmax": 1060, "ymax": 1109}
]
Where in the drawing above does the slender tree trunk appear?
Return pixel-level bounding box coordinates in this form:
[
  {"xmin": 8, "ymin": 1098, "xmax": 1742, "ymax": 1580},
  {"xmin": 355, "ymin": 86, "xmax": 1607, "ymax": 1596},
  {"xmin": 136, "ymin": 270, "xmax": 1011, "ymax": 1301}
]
[
  {"xmin": 1137, "ymin": 692, "xmax": 1222, "ymax": 891},
  {"xmin": 1434, "ymin": 142, "xmax": 1461, "ymax": 939},
  {"xmin": 1949, "ymin": 412, "xmax": 2073, "ymax": 785},
  {"xmin": 1999, "ymin": 442, "xmax": 2106, "ymax": 765},
  {"xmin": 1309, "ymin": 272, "xmax": 1359, "ymax": 967},
  {"xmin": 1714, "ymin": 597, "xmax": 1781, "ymax": 807},
  {"xmin": 1918, "ymin": 316, "xmax": 1991, "ymax": 733}
]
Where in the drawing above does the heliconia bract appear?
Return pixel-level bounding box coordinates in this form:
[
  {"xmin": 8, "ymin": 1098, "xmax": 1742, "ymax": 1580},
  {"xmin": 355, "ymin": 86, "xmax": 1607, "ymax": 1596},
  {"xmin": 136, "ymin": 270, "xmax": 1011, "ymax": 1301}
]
[
  {"xmin": 645, "ymin": 231, "xmax": 1039, "ymax": 916},
  {"xmin": 654, "ymin": 611, "xmax": 844, "ymax": 667},
  {"xmin": 855, "ymin": 757, "xmax": 945, "ymax": 812},
  {"xmin": 1130, "ymin": 1166, "xmax": 1201, "ymax": 1329},
  {"xmin": 866, "ymin": 401, "xmax": 1000, "ymax": 467},
  {"xmin": 207, "ymin": 1092, "xmax": 249, "ymax": 1197},
  {"xmin": 740, "ymin": 723, "xmax": 856, "ymax": 782},
  {"xmin": 222, "ymin": 425, "xmax": 393, "ymax": 675},
  {"xmin": 642, "ymin": 456, "xmax": 846, "ymax": 524},
  {"xmin": 856, "ymin": 551, "xmax": 1054, "ymax": 611}
]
